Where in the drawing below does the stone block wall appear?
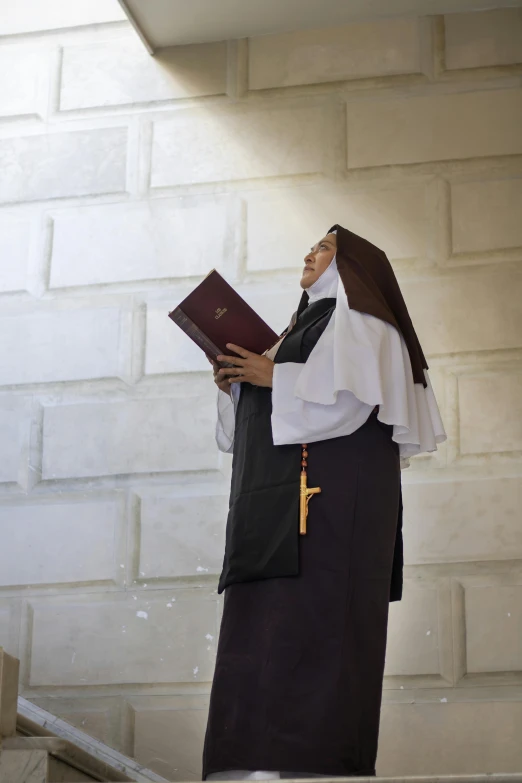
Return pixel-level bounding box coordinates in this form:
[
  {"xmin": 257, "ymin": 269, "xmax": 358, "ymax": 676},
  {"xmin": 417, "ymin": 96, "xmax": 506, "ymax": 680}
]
[{"xmin": 0, "ymin": 2, "xmax": 521, "ymax": 778}]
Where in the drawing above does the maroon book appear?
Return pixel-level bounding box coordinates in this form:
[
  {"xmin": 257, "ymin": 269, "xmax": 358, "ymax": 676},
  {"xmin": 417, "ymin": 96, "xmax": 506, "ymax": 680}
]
[{"xmin": 168, "ymin": 270, "xmax": 279, "ymax": 366}]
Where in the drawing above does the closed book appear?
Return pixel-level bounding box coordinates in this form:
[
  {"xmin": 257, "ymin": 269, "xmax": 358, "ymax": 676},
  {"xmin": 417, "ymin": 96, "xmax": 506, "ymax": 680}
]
[{"xmin": 168, "ymin": 270, "xmax": 279, "ymax": 365}]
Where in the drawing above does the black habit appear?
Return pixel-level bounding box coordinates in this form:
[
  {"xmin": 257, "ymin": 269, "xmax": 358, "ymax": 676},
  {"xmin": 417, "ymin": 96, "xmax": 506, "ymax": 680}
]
[{"xmin": 202, "ymin": 298, "xmax": 402, "ymax": 778}]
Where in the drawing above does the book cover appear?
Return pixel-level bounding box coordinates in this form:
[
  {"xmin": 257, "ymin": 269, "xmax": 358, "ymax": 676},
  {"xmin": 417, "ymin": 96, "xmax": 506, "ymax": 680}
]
[{"xmin": 168, "ymin": 270, "xmax": 280, "ymax": 365}]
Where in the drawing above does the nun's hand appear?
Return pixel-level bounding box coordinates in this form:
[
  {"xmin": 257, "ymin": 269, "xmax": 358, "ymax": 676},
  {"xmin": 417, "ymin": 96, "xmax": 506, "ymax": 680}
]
[
  {"xmin": 206, "ymin": 355, "xmax": 231, "ymax": 396},
  {"xmin": 216, "ymin": 344, "xmax": 274, "ymax": 388}
]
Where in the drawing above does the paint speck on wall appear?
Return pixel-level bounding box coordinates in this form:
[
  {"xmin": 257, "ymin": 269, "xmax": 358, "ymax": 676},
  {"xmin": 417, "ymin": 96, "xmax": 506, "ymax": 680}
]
[
  {"xmin": 136, "ymin": 610, "xmax": 148, "ymax": 619},
  {"xmin": 426, "ymin": 630, "xmax": 431, "ymax": 636},
  {"xmin": 196, "ymin": 566, "xmax": 209, "ymax": 572},
  {"xmin": 205, "ymin": 634, "xmax": 214, "ymax": 640},
  {"xmin": 440, "ymin": 698, "xmax": 448, "ymax": 703},
  {"xmin": 193, "ymin": 666, "xmax": 199, "ymax": 676},
  {"xmin": 166, "ymin": 602, "xmax": 173, "ymax": 608}
]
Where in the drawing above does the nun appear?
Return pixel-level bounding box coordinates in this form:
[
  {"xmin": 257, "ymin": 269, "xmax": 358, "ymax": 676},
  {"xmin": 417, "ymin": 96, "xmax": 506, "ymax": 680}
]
[{"xmin": 202, "ymin": 224, "xmax": 446, "ymax": 781}]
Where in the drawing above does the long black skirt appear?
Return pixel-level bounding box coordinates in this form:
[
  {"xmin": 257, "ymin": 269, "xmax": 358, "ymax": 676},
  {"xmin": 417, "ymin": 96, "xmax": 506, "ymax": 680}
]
[{"xmin": 202, "ymin": 412, "xmax": 401, "ymax": 778}]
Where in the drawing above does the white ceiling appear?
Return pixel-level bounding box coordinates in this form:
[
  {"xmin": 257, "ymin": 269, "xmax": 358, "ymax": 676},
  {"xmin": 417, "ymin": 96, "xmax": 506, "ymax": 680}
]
[{"xmin": 118, "ymin": 0, "xmax": 522, "ymax": 52}]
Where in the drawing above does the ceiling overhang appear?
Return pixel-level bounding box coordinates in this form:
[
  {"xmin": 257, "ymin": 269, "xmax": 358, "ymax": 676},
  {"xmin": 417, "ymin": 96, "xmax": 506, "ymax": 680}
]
[{"xmin": 118, "ymin": 0, "xmax": 522, "ymax": 54}]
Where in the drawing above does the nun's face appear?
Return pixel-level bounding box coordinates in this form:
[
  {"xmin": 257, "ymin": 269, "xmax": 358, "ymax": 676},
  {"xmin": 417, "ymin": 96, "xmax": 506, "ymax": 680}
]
[{"xmin": 300, "ymin": 233, "xmax": 337, "ymax": 289}]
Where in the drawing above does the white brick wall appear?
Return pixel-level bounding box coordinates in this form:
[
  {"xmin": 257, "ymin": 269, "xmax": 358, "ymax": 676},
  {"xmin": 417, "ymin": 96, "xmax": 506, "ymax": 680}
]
[
  {"xmin": 0, "ymin": 306, "xmax": 132, "ymax": 386},
  {"xmin": 132, "ymin": 697, "xmax": 209, "ymax": 783},
  {"xmin": 379, "ymin": 701, "xmax": 522, "ymax": 776},
  {"xmin": 401, "ymin": 271, "xmax": 522, "ymax": 355},
  {"xmin": 403, "ymin": 477, "xmax": 522, "ymax": 562},
  {"xmin": 60, "ymin": 37, "xmax": 228, "ymax": 110},
  {"xmin": 245, "ymin": 183, "xmax": 429, "ymax": 270},
  {"xmin": 0, "ymin": 399, "xmax": 32, "ymax": 486},
  {"xmin": 0, "ymin": 215, "xmax": 32, "ymax": 292},
  {"xmin": 458, "ymin": 371, "xmax": 522, "ymax": 455},
  {"xmin": 444, "ymin": 8, "xmax": 522, "ymax": 69},
  {"xmin": 41, "ymin": 397, "xmax": 218, "ymax": 479},
  {"xmin": 48, "ymin": 196, "xmax": 237, "ymax": 288},
  {"xmin": 346, "ymin": 89, "xmax": 522, "ymax": 168},
  {"xmin": 450, "ymin": 178, "xmax": 522, "ymax": 254},
  {"xmin": 145, "ymin": 302, "xmax": 213, "ymax": 375},
  {"xmin": 464, "ymin": 584, "xmax": 522, "ymax": 673},
  {"xmin": 0, "ymin": 609, "xmax": 12, "ymax": 654},
  {"xmin": 0, "ymin": 499, "xmax": 123, "ymax": 586},
  {"xmin": 150, "ymin": 104, "xmax": 328, "ymax": 187},
  {"xmin": 0, "ymin": 128, "xmax": 128, "ymax": 204},
  {"xmin": 28, "ymin": 589, "xmax": 219, "ymax": 686},
  {"xmin": 385, "ymin": 586, "xmax": 443, "ymax": 677},
  {"xmin": 137, "ymin": 492, "xmax": 228, "ymax": 578},
  {"xmin": 0, "ymin": 47, "xmax": 48, "ymax": 119},
  {"xmin": 1, "ymin": 5, "xmax": 521, "ymax": 779},
  {"xmin": 0, "ymin": 0, "xmax": 125, "ymax": 36},
  {"xmin": 248, "ymin": 17, "xmax": 422, "ymax": 89}
]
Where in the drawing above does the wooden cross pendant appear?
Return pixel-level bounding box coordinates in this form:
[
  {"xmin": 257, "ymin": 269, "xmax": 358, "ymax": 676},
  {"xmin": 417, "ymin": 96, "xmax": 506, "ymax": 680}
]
[{"xmin": 299, "ymin": 444, "xmax": 321, "ymax": 535}]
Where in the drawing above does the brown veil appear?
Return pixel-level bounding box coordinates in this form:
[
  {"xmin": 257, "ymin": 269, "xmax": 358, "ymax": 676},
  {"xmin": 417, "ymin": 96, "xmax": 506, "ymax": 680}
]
[{"xmin": 296, "ymin": 224, "xmax": 428, "ymax": 387}]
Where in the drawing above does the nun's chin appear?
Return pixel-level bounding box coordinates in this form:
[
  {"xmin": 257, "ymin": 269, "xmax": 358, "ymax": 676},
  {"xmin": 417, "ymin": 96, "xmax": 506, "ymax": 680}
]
[{"xmin": 300, "ymin": 271, "xmax": 314, "ymax": 288}]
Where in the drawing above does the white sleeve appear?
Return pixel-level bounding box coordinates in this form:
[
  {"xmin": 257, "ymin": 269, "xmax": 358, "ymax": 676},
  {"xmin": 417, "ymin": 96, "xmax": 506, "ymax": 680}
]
[
  {"xmin": 271, "ymin": 362, "xmax": 373, "ymax": 445},
  {"xmin": 215, "ymin": 384, "xmax": 241, "ymax": 453}
]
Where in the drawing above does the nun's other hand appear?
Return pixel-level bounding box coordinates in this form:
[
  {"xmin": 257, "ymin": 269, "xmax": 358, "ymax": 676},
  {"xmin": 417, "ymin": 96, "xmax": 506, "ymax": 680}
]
[
  {"xmin": 207, "ymin": 355, "xmax": 231, "ymax": 396},
  {"xmin": 216, "ymin": 344, "xmax": 274, "ymax": 388}
]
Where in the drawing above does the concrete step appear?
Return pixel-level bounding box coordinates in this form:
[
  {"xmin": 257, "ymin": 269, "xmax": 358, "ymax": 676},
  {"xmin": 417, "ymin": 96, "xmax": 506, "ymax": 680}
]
[
  {"xmin": 16, "ymin": 699, "xmax": 168, "ymax": 782},
  {"xmin": 0, "ymin": 648, "xmax": 169, "ymax": 783},
  {"xmin": 0, "ymin": 647, "xmax": 19, "ymax": 738},
  {"xmin": 0, "ymin": 748, "xmax": 48, "ymax": 783},
  {"xmin": 1, "ymin": 737, "xmax": 112, "ymax": 781}
]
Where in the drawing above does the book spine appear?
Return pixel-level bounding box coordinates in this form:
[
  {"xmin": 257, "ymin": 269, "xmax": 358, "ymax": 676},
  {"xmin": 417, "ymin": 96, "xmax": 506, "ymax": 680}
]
[{"xmin": 170, "ymin": 307, "xmax": 225, "ymax": 364}]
